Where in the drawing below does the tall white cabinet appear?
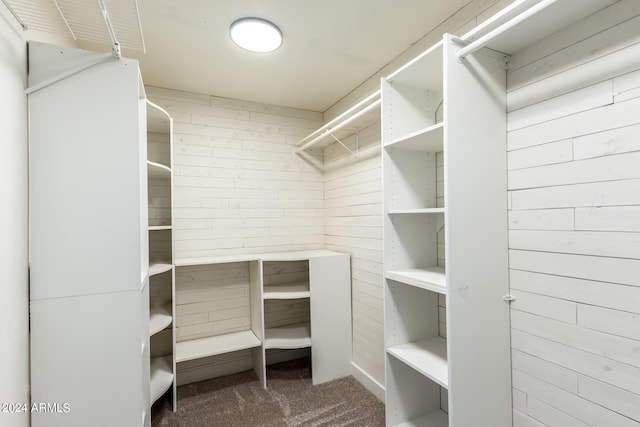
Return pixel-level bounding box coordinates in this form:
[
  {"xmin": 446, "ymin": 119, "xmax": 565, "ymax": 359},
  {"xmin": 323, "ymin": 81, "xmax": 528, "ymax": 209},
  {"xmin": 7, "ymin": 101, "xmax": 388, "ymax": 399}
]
[
  {"xmin": 28, "ymin": 42, "xmax": 153, "ymax": 426},
  {"xmin": 382, "ymin": 35, "xmax": 511, "ymax": 426}
]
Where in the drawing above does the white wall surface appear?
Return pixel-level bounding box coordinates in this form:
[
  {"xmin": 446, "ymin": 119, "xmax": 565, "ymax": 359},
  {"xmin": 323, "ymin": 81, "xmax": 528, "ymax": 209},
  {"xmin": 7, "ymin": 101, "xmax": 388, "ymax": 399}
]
[
  {"xmin": 506, "ymin": 1, "xmax": 640, "ymax": 425},
  {"xmin": 146, "ymin": 86, "xmax": 324, "ymax": 260},
  {"xmin": 0, "ymin": 6, "xmax": 29, "ymax": 427}
]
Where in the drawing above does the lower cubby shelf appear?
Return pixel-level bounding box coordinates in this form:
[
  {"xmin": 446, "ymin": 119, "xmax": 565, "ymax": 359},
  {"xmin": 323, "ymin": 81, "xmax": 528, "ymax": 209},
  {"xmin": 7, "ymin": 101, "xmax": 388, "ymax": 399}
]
[
  {"xmin": 395, "ymin": 409, "xmax": 448, "ymax": 427},
  {"xmin": 149, "ymin": 303, "xmax": 172, "ymax": 336},
  {"xmin": 175, "ymin": 330, "xmax": 261, "ymax": 363},
  {"xmin": 386, "ymin": 336, "xmax": 448, "ymax": 388},
  {"xmin": 264, "ymin": 323, "xmax": 311, "ymax": 349},
  {"xmin": 150, "ymin": 355, "xmax": 174, "ymax": 405}
]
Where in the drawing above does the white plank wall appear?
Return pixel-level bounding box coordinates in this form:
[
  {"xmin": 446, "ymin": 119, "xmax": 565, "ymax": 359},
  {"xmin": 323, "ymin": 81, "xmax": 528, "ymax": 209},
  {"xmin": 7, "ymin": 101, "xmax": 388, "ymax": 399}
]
[
  {"xmin": 507, "ymin": 2, "xmax": 640, "ymax": 425},
  {"xmin": 146, "ymin": 86, "xmax": 324, "ymax": 259},
  {"xmin": 324, "ymin": 125, "xmax": 384, "ymax": 384}
]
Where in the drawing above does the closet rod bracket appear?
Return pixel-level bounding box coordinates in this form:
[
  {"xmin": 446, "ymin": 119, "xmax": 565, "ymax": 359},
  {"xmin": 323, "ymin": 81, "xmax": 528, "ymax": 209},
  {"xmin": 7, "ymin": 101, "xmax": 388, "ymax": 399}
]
[{"xmin": 330, "ymin": 133, "xmax": 354, "ymax": 155}]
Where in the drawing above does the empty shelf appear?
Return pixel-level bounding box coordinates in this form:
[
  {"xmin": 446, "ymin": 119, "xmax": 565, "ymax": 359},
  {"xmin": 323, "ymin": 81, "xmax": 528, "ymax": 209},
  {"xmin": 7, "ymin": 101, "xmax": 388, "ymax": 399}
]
[
  {"xmin": 149, "ymin": 263, "xmax": 173, "ymax": 276},
  {"xmin": 150, "ymin": 356, "xmax": 173, "ymax": 405},
  {"xmin": 395, "ymin": 409, "xmax": 449, "ymax": 427},
  {"xmin": 386, "ymin": 267, "xmax": 446, "ymax": 294},
  {"xmin": 264, "ymin": 323, "xmax": 311, "ymax": 349},
  {"xmin": 148, "ymin": 161, "xmax": 171, "ymax": 179},
  {"xmin": 176, "ymin": 330, "xmax": 261, "ymax": 363},
  {"xmin": 149, "ymin": 304, "xmax": 172, "ymax": 336},
  {"xmin": 263, "ymin": 282, "xmax": 310, "ymax": 299},
  {"xmin": 149, "ymin": 225, "xmax": 172, "ymax": 231},
  {"xmin": 386, "ymin": 122, "xmax": 444, "ymax": 152},
  {"xmin": 387, "ymin": 336, "xmax": 448, "ymax": 388},
  {"xmin": 388, "ymin": 208, "xmax": 445, "ymax": 215}
]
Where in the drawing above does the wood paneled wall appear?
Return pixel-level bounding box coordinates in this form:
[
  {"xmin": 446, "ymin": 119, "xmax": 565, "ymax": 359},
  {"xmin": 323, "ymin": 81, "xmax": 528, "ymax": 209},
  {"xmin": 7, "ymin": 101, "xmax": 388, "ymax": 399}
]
[
  {"xmin": 146, "ymin": 86, "xmax": 324, "ymax": 259},
  {"xmin": 506, "ymin": 2, "xmax": 640, "ymax": 425}
]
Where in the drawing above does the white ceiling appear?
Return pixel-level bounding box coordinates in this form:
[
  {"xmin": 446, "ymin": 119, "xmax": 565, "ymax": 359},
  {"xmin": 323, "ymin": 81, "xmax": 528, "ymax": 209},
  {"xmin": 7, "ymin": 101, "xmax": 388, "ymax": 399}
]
[{"xmin": 126, "ymin": 0, "xmax": 472, "ymax": 112}]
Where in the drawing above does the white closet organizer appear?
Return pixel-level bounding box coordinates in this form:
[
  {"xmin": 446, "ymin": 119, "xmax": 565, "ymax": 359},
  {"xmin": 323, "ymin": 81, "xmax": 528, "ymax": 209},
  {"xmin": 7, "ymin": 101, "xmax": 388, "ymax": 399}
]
[
  {"xmin": 28, "ymin": 42, "xmax": 151, "ymax": 427},
  {"xmin": 382, "ymin": 1, "xmax": 617, "ymax": 426},
  {"xmin": 174, "ymin": 250, "xmax": 352, "ymax": 388},
  {"xmin": 146, "ymin": 100, "xmax": 177, "ymax": 412},
  {"xmin": 382, "ymin": 31, "xmax": 510, "ymax": 427}
]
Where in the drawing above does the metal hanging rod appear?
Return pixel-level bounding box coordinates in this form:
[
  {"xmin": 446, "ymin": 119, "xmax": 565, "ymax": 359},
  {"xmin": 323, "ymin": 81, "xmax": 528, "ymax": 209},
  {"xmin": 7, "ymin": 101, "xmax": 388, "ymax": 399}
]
[
  {"xmin": 296, "ymin": 89, "xmax": 381, "ymax": 148},
  {"xmin": 295, "ymin": 98, "xmax": 381, "ymax": 154},
  {"xmin": 456, "ymin": 0, "xmax": 557, "ymax": 60}
]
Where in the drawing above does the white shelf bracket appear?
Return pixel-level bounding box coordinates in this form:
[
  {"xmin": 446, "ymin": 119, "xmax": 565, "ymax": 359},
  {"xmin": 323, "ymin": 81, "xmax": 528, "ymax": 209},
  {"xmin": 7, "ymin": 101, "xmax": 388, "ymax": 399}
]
[
  {"xmin": 330, "ymin": 133, "xmax": 354, "ymax": 155},
  {"xmin": 502, "ymin": 294, "xmax": 516, "ymax": 303}
]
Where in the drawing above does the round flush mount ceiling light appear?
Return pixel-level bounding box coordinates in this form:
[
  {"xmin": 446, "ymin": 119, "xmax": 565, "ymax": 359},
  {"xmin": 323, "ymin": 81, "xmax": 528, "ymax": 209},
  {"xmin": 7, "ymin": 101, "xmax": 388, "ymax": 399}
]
[{"xmin": 230, "ymin": 18, "xmax": 282, "ymax": 53}]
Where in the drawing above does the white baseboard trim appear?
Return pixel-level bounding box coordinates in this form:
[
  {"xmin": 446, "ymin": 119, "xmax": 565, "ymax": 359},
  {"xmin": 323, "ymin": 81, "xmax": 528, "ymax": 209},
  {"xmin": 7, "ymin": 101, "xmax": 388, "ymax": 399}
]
[{"xmin": 351, "ymin": 362, "xmax": 385, "ymax": 402}]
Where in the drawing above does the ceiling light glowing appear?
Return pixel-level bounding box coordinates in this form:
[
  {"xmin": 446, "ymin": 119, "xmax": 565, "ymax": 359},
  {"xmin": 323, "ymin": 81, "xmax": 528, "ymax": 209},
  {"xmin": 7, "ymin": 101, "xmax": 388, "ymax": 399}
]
[{"xmin": 230, "ymin": 18, "xmax": 282, "ymax": 53}]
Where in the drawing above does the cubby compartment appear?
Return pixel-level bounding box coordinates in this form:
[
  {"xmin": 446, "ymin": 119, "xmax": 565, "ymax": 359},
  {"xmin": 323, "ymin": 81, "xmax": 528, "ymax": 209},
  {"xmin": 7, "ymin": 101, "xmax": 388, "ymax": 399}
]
[
  {"xmin": 382, "ymin": 42, "xmax": 443, "ymax": 146},
  {"xmin": 385, "ymin": 212, "xmax": 445, "ymax": 293},
  {"xmin": 262, "ymin": 260, "xmax": 312, "ymax": 380},
  {"xmin": 385, "ymin": 147, "xmax": 443, "ymax": 212},
  {"xmin": 385, "ymin": 281, "xmax": 448, "ymax": 426},
  {"xmin": 174, "ymin": 260, "xmax": 264, "ymax": 386}
]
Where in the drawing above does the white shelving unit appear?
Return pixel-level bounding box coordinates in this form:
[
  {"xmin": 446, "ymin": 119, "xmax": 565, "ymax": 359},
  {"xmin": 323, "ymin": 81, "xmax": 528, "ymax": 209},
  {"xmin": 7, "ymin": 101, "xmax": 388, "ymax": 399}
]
[
  {"xmin": 382, "ymin": 1, "xmax": 618, "ymax": 426},
  {"xmin": 382, "ymin": 31, "xmax": 510, "ymax": 427},
  {"xmin": 174, "ymin": 250, "xmax": 351, "ymax": 389},
  {"xmin": 28, "ymin": 41, "xmax": 151, "ymax": 427},
  {"xmin": 146, "ymin": 100, "xmax": 176, "ymax": 413}
]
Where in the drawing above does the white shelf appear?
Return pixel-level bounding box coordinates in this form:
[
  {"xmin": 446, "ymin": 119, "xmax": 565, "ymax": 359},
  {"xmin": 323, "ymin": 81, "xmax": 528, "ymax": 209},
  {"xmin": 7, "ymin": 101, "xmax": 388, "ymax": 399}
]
[
  {"xmin": 387, "ymin": 336, "xmax": 448, "ymax": 388},
  {"xmin": 149, "ymin": 303, "xmax": 172, "ymax": 337},
  {"xmin": 148, "ymin": 225, "xmax": 172, "ymax": 231},
  {"xmin": 395, "ymin": 410, "xmax": 449, "ymax": 427},
  {"xmin": 386, "ymin": 267, "xmax": 446, "ymax": 294},
  {"xmin": 150, "ymin": 355, "xmax": 173, "ymax": 405},
  {"xmin": 264, "ymin": 323, "xmax": 311, "ymax": 349},
  {"xmin": 263, "ymin": 282, "xmax": 310, "ymax": 299},
  {"xmin": 149, "ymin": 263, "xmax": 172, "ymax": 277},
  {"xmin": 388, "ymin": 208, "xmax": 445, "ymax": 215},
  {"xmin": 175, "ymin": 330, "xmax": 260, "ymax": 363},
  {"xmin": 386, "ymin": 122, "xmax": 444, "ymax": 152},
  {"xmin": 147, "ymin": 161, "xmax": 171, "ymax": 179}
]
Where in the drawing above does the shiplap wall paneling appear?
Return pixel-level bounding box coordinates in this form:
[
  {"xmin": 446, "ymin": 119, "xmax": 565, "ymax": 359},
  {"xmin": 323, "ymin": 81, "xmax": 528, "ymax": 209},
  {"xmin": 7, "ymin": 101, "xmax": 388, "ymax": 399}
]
[
  {"xmin": 146, "ymin": 86, "xmax": 324, "ymax": 260},
  {"xmin": 323, "ymin": 153, "xmax": 385, "ymax": 389},
  {"xmin": 505, "ymin": 1, "xmax": 640, "ymax": 425}
]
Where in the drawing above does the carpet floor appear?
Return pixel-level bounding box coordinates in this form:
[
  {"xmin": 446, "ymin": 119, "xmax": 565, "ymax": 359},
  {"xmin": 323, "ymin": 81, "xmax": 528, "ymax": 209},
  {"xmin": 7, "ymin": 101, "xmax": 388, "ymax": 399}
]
[{"xmin": 151, "ymin": 357, "xmax": 385, "ymax": 427}]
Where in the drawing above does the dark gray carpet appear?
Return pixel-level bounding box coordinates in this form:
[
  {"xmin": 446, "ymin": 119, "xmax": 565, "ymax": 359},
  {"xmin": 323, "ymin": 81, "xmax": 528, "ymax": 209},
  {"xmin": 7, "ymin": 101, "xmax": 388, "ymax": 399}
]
[{"xmin": 152, "ymin": 357, "xmax": 385, "ymax": 426}]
